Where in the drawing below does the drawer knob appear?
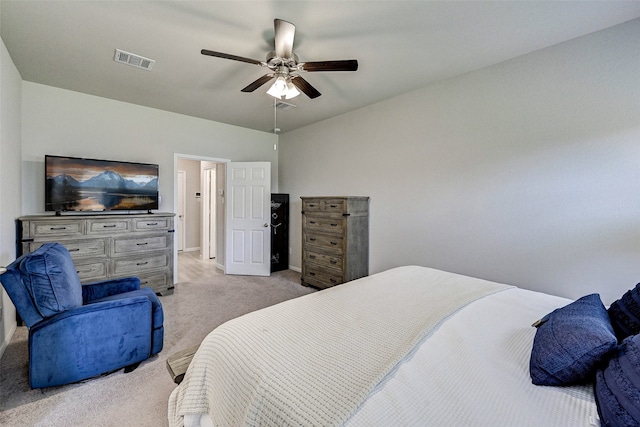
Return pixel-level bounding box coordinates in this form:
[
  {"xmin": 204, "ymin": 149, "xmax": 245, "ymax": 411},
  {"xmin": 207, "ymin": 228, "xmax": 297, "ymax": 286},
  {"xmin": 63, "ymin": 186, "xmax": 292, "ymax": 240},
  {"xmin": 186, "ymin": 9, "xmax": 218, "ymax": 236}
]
[
  {"xmin": 137, "ymin": 261, "xmax": 149, "ymax": 266},
  {"xmin": 69, "ymin": 248, "xmax": 80, "ymax": 252},
  {"xmin": 330, "ymin": 223, "xmax": 338, "ymax": 227},
  {"xmin": 310, "ymin": 272, "xmax": 316, "ymax": 276},
  {"xmin": 309, "ymin": 255, "xmax": 316, "ymax": 259},
  {"xmin": 330, "ymin": 241, "xmax": 338, "ymax": 246},
  {"xmin": 137, "ymin": 242, "xmax": 149, "ymax": 246},
  {"xmin": 147, "ymin": 223, "xmax": 158, "ymax": 226},
  {"xmin": 50, "ymin": 227, "xmax": 67, "ymax": 230},
  {"xmin": 309, "ymin": 238, "xmax": 316, "ymax": 242},
  {"xmin": 103, "ymin": 224, "xmax": 117, "ymax": 228},
  {"xmin": 330, "ymin": 260, "xmax": 337, "ymax": 264}
]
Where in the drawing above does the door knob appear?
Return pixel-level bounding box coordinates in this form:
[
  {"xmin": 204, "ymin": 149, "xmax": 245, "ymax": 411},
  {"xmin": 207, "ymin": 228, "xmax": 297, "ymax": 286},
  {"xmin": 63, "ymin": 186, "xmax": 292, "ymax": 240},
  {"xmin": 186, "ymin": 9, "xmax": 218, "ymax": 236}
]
[{"xmin": 263, "ymin": 223, "xmax": 269, "ymax": 227}]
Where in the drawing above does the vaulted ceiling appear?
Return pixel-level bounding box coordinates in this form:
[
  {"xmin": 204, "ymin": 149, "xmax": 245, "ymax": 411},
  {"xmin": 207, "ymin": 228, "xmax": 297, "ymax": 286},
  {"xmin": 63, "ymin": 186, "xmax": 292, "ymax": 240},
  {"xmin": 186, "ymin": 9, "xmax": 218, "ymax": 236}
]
[{"xmin": 2, "ymin": 1, "xmax": 640, "ymax": 133}]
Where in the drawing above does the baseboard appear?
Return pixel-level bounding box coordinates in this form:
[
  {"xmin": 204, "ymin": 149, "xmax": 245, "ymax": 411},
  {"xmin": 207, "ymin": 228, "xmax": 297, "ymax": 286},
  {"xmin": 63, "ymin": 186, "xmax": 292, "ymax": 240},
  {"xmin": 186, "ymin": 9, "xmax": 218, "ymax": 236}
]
[
  {"xmin": 289, "ymin": 265, "xmax": 301, "ymax": 273},
  {"xmin": 0, "ymin": 321, "xmax": 17, "ymax": 360},
  {"xmin": 184, "ymin": 247, "xmax": 200, "ymax": 253}
]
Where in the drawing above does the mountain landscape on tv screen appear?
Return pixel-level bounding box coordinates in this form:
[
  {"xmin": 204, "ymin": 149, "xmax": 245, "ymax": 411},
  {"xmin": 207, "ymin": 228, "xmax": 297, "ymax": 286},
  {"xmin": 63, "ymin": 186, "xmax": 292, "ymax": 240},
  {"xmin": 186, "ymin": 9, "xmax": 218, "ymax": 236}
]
[
  {"xmin": 49, "ymin": 170, "xmax": 157, "ymax": 193},
  {"xmin": 46, "ymin": 170, "xmax": 158, "ymax": 211}
]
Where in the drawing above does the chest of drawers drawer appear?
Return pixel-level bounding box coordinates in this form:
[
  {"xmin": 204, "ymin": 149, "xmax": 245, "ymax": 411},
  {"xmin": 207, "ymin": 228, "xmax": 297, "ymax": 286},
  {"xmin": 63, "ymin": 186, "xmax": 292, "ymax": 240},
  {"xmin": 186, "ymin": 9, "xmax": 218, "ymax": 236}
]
[
  {"xmin": 134, "ymin": 218, "xmax": 171, "ymax": 231},
  {"xmin": 113, "ymin": 235, "xmax": 170, "ymax": 255},
  {"xmin": 87, "ymin": 218, "xmax": 130, "ymax": 234},
  {"xmin": 303, "ymin": 216, "xmax": 344, "ymax": 234},
  {"xmin": 304, "ymin": 249, "xmax": 343, "ymax": 272},
  {"xmin": 303, "ymin": 232, "xmax": 344, "ymax": 254},
  {"xmin": 29, "ymin": 220, "xmax": 85, "ymax": 237},
  {"xmin": 302, "ymin": 199, "xmax": 346, "ymax": 214},
  {"xmin": 26, "ymin": 238, "xmax": 109, "ymax": 259},
  {"xmin": 112, "ymin": 253, "xmax": 170, "ymax": 276},
  {"xmin": 73, "ymin": 258, "xmax": 108, "ymax": 282},
  {"xmin": 302, "ymin": 265, "xmax": 343, "ymax": 289}
]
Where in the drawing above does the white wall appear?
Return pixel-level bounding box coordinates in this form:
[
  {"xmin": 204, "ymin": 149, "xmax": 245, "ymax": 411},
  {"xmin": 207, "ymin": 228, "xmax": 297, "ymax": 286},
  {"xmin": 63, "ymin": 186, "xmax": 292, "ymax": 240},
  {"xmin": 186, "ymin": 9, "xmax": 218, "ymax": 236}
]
[
  {"xmin": 177, "ymin": 158, "xmax": 202, "ymax": 251},
  {"xmin": 0, "ymin": 38, "xmax": 23, "ymax": 355},
  {"xmin": 21, "ymin": 82, "xmax": 278, "ymax": 216},
  {"xmin": 279, "ymin": 18, "xmax": 640, "ymax": 305}
]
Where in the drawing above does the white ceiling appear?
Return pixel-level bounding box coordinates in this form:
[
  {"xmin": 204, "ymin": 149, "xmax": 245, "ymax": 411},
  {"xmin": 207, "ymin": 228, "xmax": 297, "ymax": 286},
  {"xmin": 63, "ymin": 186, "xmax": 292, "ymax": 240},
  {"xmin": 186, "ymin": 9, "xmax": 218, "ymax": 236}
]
[{"xmin": 2, "ymin": 1, "xmax": 640, "ymax": 133}]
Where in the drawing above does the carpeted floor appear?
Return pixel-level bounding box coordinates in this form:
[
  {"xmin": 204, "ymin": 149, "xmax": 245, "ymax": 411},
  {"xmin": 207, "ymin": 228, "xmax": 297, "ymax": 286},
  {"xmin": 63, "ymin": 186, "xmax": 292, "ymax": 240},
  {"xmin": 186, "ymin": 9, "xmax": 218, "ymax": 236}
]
[{"xmin": 0, "ymin": 253, "xmax": 315, "ymax": 426}]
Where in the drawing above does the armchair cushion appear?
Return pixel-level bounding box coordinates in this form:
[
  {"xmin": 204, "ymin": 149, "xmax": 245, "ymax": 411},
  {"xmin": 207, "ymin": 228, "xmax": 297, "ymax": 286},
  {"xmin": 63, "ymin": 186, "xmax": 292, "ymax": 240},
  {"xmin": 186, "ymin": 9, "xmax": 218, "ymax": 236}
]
[
  {"xmin": 18, "ymin": 243, "xmax": 82, "ymax": 318},
  {"xmin": 82, "ymin": 276, "xmax": 141, "ymax": 303}
]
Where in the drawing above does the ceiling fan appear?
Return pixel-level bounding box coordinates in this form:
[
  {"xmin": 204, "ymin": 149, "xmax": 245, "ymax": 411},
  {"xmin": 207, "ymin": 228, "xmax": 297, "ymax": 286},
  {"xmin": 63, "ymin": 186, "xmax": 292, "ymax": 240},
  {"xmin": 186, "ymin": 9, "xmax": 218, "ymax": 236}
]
[{"xmin": 201, "ymin": 19, "xmax": 358, "ymax": 100}]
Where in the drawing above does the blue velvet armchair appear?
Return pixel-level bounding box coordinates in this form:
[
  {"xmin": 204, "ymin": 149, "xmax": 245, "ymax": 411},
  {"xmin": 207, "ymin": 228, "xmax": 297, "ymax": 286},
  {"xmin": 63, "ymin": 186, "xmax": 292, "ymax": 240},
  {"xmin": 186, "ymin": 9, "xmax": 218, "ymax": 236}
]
[{"xmin": 0, "ymin": 242, "xmax": 164, "ymax": 388}]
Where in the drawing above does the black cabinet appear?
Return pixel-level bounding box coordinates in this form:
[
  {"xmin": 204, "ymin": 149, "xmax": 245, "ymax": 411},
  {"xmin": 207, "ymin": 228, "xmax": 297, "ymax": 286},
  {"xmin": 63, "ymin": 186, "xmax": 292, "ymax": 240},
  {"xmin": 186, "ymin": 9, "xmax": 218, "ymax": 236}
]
[{"xmin": 271, "ymin": 193, "xmax": 289, "ymax": 272}]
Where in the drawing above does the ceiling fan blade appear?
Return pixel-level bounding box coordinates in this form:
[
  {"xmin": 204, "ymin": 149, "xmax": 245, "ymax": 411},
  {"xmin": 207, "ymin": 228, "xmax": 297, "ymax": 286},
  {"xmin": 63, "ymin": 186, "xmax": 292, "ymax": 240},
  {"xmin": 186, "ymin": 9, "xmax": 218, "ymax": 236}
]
[
  {"xmin": 301, "ymin": 60, "xmax": 359, "ymax": 72},
  {"xmin": 241, "ymin": 74, "xmax": 274, "ymax": 92},
  {"xmin": 291, "ymin": 76, "xmax": 321, "ymax": 99},
  {"xmin": 201, "ymin": 49, "xmax": 263, "ymax": 66},
  {"xmin": 274, "ymin": 19, "xmax": 295, "ymax": 59}
]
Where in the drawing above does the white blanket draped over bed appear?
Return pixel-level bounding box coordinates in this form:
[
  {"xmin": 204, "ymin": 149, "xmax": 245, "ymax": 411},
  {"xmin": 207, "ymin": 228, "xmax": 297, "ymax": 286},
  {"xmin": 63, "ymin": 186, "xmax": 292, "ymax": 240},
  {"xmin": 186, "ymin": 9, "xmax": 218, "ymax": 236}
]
[{"xmin": 168, "ymin": 266, "xmax": 509, "ymax": 426}]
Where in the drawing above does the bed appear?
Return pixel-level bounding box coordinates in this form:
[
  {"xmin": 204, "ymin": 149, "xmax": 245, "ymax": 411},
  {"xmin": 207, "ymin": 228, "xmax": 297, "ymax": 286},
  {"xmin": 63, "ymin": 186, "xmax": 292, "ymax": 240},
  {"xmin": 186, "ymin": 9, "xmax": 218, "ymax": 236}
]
[{"xmin": 168, "ymin": 265, "xmax": 639, "ymax": 426}]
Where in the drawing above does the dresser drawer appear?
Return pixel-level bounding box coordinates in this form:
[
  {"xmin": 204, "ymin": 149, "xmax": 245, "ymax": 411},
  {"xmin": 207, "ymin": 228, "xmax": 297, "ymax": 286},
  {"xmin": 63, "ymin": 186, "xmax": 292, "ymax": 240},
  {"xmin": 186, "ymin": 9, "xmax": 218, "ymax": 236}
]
[
  {"xmin": 30, "ymin": 220, "xmax": 84, "ymax": 237},
  {"xmin": 302, "ymin": 199, "xmax": 346, "ymax": 214},
  {"xmin": 74, "ymin": 259, "xmax": 108, "ymax": 282},
  {"xmin": 28, "ymin": 239, "xmax": 109, "ymax": 259},
  {"xmin": 302, "ymin": 266, "xmax": 343, "ymax": 289},
  {"xmin": 136, "ymin": 271, "xmax": 171, "ymax": 293},
  {"xmin": 304, "ymin": 232, "xmax": 344, "ymax": 254},
  {"xmin": 113, "ymin": 235, "xmax": 170, "ymax": 255},
  {"xmin": 112, "ymin": 253, "xmax": 170, "ymax": 275},
  {"xmin": 303, "ymin": 216, "xmax": 344, "ymax": 234},
  {"xmin": 304, "ymin": 250, "xmax": 343, "ymax": 272},
  {"xmin": 87, "ymin": 218, "xmax": 130, "ymax": 234},
  {"xmin": 134, "ymin": 217, "xmax": 171, "ymax": 231}
]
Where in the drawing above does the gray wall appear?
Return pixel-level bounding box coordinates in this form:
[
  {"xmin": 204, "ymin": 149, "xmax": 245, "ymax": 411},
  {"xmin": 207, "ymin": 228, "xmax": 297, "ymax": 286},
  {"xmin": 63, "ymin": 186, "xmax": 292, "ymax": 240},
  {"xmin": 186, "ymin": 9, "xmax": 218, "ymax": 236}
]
[
  {"xmin": 20, "ymin": 82, "xmax": 278, "ymax": 216},
  {"xmin": 2, "ymin": 80, "xmax": 278, "ymax": 351},
  {"xmin": 0, "ymin": 38, "xmax": 22, "ymax": 357},
  {"xmin": 279, "ymin": 19, "xmax": 640, "ymax": 305}
]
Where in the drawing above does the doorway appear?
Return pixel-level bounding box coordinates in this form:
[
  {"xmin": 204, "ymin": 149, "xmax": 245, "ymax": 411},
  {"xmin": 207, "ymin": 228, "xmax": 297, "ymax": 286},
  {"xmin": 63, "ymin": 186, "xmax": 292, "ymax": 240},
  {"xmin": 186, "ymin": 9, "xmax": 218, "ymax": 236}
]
[{"xmin": 174, "ymin": 154, "xmax": 228, "ymax": 278}]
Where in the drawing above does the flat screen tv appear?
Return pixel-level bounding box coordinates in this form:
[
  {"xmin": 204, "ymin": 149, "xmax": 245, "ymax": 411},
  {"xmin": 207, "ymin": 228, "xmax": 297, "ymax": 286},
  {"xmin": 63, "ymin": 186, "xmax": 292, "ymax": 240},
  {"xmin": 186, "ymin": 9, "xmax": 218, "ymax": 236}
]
[{"xmin": 45, "ymin": 155, "xmax": 159, "ymax": 213}]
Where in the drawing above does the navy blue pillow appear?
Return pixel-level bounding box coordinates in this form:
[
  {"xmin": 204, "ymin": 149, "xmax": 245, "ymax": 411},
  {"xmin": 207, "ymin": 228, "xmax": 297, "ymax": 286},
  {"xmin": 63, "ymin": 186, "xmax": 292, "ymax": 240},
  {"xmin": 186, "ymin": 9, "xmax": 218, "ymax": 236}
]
[
  {"xmin": 595, "ymin": 334, "xmax": 640, "ymax": 426},
  {"xmin": 530, "ymin": 293, "xmax": 617, "ymax": 386},
  {"xmin": 608, "ymin": 283, "xmax": 640, "ymax": 341}
]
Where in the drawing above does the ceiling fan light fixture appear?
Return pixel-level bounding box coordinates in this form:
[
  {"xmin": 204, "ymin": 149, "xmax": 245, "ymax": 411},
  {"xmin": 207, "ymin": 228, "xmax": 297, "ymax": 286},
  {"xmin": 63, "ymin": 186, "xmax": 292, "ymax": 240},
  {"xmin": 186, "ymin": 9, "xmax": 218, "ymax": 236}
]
[
  {"xmin": 284, "ymin": 81, "xmax": 300, "ymax": 99},
  {"xmin": 267, "ymin": 75, "xmax": 288, "ymax": 98}
]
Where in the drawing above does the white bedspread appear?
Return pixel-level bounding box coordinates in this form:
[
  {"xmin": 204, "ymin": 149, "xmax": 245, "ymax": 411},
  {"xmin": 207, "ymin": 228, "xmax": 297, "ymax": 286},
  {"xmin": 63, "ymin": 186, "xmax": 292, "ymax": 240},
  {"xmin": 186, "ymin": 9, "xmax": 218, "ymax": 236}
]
[
  {"xmin": 169, "ymin": 266, "xmax": 509, "ymax": 427},
  {"xmin": 169, "ymin": 266, "xmax": 601, "ymax": 426},
  {"xmin": 345, "ymin": 286, "xmax": 599, "ymax": 426}
]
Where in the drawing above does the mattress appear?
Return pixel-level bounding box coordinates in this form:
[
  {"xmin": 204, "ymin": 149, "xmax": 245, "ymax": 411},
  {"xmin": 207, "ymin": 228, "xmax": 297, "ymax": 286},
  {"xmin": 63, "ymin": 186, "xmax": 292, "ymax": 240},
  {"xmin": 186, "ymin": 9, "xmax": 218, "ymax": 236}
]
[{"xmin": 169, "ymin": 266, "xmax": 600, "ymax": 426}]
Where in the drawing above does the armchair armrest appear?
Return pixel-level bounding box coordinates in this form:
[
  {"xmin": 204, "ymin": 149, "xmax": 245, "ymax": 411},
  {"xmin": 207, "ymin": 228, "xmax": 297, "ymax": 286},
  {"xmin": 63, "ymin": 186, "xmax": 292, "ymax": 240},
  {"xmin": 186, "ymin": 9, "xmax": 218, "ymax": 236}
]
[
  {"xmin": 82, "ymin": 276, "xmax": 141, "ymax": 303},
  {"xmin": 29, "ymin": 296, "xmax": 152, "ymax": 388}
]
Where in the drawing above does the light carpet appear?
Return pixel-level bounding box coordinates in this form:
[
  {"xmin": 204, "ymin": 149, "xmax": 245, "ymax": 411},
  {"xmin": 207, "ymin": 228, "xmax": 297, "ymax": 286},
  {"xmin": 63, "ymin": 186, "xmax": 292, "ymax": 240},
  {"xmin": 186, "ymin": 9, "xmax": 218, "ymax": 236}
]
[{"xmin": 0, "ymin": 253, "xmax": 315, "ymax": 427}]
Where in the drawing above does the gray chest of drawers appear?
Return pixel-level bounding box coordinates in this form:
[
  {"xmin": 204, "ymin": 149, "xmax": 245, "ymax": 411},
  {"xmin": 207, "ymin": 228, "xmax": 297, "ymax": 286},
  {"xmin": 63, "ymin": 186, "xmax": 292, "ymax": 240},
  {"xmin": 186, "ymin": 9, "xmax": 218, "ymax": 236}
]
[
  {"xmin": 301, "ymin": 197, "xmax": 369, "ymax": 289},
  {"xmin": 18, "ymin": 213, "xmax": 175, "ymax": 295}
]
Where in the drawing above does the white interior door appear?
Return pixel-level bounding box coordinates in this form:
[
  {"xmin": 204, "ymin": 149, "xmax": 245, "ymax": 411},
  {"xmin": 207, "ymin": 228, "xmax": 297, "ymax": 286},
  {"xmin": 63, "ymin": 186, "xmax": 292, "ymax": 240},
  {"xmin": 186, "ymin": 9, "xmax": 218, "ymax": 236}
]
[
  {"xmin": 177, "ymin": 170, "xmax": 186, "ymax": 252},
  {"xmin": 225, "ymin": 162, "xmax": 271, "ymax": 276}
]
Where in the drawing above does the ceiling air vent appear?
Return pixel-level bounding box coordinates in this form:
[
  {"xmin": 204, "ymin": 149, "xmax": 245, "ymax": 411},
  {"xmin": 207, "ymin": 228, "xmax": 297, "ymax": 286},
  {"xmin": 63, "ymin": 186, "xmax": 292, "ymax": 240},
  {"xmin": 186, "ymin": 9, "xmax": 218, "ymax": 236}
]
[
  {"xmin": 273, "ymin": 100, "xmax": 296, "ymax": 111},
  {"xmin": 114, "ymin": 49, "xmax": 155, "ymax": 71}
]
